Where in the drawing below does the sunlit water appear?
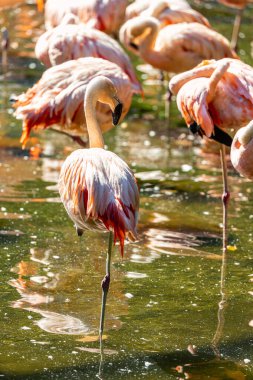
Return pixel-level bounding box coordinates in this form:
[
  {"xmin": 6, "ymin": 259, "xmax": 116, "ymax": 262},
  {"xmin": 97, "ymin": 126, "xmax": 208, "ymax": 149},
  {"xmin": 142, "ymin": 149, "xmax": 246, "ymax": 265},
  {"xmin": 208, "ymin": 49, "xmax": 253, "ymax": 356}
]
[{"xmin": 0, "ymin": 1, "xmax": 253, "ymax": 379}]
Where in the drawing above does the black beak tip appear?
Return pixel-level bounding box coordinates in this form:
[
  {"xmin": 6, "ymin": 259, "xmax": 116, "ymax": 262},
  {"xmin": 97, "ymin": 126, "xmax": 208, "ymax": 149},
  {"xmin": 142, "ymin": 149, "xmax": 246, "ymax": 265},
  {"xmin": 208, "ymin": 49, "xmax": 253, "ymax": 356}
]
[
  {"xmin": 211, "ymin": 126, "xmax": 233, "ymax": 147},
  {"xmin": 129, "ymin": 42, "xmax": 139, "ymax": 52},
  {"xmin": 112, "ymin": 102, "xmax": 123, "ymax": 126}
]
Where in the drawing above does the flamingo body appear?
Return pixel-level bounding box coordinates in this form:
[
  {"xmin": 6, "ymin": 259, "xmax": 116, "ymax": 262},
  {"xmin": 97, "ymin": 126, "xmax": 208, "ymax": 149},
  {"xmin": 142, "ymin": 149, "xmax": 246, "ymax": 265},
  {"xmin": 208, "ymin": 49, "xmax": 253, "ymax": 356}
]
[
  {"xmin": 14, "ymin": 58, "xmax": 135, "ymax": 146},
  {"xmin": 170, "ymin": 58, "xmax": 253, "ymax": 137},
  {"xmin": 126, "ymin": 0, "xmax": 191, "ymax": 20},
  {"xmin": 45, "ymin": 0, "xmax": 128, "ymax": 35},
  {"xmin": 35, "ymin": 23, "xmax": 141, "ymax": 92},
  {"xmin": 217, "ymin": 0, "xmax": 253, "ymax": 9},
  {"xmin": 59, "ymin": 148, "xmax": 139, "ymax": 255}
]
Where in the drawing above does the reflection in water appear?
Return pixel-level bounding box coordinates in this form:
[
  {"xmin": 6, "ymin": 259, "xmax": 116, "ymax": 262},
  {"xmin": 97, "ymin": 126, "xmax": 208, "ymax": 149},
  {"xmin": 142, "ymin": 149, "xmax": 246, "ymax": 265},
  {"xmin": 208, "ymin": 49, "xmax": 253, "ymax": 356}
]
[{"xmin": 211, "ymin": 247, "xmax": 228, "ymax": 357}]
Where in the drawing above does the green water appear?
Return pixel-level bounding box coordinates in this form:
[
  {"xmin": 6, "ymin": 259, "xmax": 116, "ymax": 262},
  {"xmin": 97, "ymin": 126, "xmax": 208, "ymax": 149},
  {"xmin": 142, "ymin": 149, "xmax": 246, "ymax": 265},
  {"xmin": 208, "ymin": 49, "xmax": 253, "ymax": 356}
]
[{"xmin": 0, "ymin": 1, "xmax": 253, "ymax": 379}]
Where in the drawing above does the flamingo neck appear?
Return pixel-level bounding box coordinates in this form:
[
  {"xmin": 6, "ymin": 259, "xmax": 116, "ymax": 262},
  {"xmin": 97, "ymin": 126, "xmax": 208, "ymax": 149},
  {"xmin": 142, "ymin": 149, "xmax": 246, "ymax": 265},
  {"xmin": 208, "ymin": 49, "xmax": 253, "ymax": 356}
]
[
  {"xmin": 84, "ymin": 84, "xmax": 104, "ymax": 149},
  {"xmin": 134, "ymin": 19, "xmax": 159, "ymax": 62}
]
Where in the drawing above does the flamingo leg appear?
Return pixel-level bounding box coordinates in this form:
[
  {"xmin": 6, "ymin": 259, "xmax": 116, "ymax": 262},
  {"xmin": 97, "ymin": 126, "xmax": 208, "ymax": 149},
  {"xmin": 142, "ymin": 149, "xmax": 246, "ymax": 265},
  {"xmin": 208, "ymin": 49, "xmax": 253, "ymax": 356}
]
[
  {"xmin": 220, "ymin": 144, "xmax": 230, "ymax": 253},
  {"xmin": 231, "ymin": 8, "xmax": 243, "ymax": 51},
  {"xmin": 1, "ymin": 27, "xmax": 9, "ymax": 74},
  {"xmin": 99, "ymin": 231, "xmax": 113, "ymax": 357}
]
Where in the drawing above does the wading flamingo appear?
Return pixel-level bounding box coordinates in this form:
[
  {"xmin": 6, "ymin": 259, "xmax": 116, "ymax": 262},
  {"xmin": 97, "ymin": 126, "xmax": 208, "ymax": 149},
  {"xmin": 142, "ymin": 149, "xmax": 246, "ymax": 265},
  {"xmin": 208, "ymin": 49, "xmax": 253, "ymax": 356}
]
[
  {"xmin": 35, "ymin": 22, "xmax": 141, "ymax": 92},
  {"xmin": 13, "ymin": 57, "xmax": 137, "ymax": 147},
  {"xmin": 58, "ymin": 75, "xmax": 139, "ymax": 355},
  {"xmin": 119, "ymin": 17, "xmax": 237, "ymax": 74},
  {"xmin": 231, "ymin": 121, "xmax": 253, "ymax": 179},
  {"xmin": 44, "ymin": 0, "xmax": 128, "ymax": 35},
  {"xmin": 217, "ymin": 0, "xmax": 253, "ymax": 50},
  {"xmin": 169, "ymin": 58, "xmax": 253, "ymax": 250}
]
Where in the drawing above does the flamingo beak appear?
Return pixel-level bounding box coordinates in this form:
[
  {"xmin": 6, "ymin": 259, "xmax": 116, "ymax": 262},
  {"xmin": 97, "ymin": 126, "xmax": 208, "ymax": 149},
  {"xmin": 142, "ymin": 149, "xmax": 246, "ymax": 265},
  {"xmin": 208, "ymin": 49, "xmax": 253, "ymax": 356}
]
[
  {"xmin": 112, "ymin": 98, "xmax": 123, "ymax": 126},
  {"xmin": 189, "ymin": 122, "xmax": 232, "ymax": 147},
  {"xmin": 130, "ymin": 42, "xmax": 139, "ymax": 52}
]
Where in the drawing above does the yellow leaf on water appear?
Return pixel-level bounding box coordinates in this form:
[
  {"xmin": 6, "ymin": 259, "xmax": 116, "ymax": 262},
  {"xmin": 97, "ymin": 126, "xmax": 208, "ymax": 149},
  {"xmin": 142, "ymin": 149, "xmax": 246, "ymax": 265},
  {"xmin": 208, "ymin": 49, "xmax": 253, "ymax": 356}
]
[
  {"xmin": 227, "ymin": 245, "xmax": 237, "ymax": 251},
  {"xmin": 76, "ymin": 335, "xmax": 108, "ymax": 343}
]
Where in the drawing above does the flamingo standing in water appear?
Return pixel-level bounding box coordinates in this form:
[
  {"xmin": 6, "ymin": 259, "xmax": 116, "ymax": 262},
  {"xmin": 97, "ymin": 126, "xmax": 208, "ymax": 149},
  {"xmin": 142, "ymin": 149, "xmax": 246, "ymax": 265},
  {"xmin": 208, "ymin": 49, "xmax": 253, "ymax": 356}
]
[
  {"xmin": 35, "ymin": 22, "xmax": 141, "ymax": 93},
  {"xmin": 13, "ymin": 57, "xmax": 138, "ymax": 147},
  {"xmin": 119, "ymin": 17, "xmax": 237, "ymax": 74},
  {"xmin": 58, "ymin": 75, "xmax": 139, "ymax": 351},
  {"xmin": 44, "ymin": 0, "xmax": 128, "ymax": 36},
  {"xmin": 169, "ymin": 58, "xmax": 253, "ymax": 249},
  {"xmin": 217, "ymin": 0, "xmax": 253, "ymax": 50}
]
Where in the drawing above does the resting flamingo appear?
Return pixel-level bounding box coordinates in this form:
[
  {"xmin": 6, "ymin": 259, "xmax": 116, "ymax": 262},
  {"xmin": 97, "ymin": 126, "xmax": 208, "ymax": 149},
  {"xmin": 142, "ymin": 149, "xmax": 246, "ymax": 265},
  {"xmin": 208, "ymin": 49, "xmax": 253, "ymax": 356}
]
[
  {"xmin": 130, "ymin": 0, "xmax": 210, "ymax": 28},
  {"xmin": 13, "ymin": 57, "xmax": 137, "ymax": 147},
  {"xmin": 125, "ymin": 0, "xmax": 191, "ymax": 20},
  {"xmin": 35, "ymin": 22, "xmax": 141, "ymax": 92},
  {"xmin": 58, "ymin": 75, "xmax": 139, "ymax": 353},
  {"xmin": 169, "ymin": 58, "xmax": 253, "ymax": 249},
  {"xmin": 217, "ymin": 0, "xmax": 253, "ymax": 50},
  {"xmin": 44, "ymin": 0, "xmax": 128, "ymax": 35},
  {"xmin": 119, "ymin": 17, "xmax": 237, "ymax": 74}
]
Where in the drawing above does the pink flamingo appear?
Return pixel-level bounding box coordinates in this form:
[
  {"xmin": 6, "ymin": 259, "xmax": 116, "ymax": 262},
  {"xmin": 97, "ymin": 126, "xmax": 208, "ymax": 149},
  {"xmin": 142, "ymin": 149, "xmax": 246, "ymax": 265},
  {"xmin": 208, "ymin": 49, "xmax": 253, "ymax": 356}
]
[
  {"xmin": 217, "ymin": 0, "xmax": 253, "ymax": 49},
  {"xmin": 169, "ymin": 58, "xmax": 253, "ymax": 249},
  {"xmin": 128, "ymin": 0, "xmax": 210, "ymax": 28},
  {"xmin": 125, "ymin": 0, "xmax": 191, "ymax": 20},
  {"xmin": 231, "ymin": 121, "xmax": 253, "ymax": 179},
  {"xmin": 119, "ymin": 17, "xmax": 237, "ymax": 74},
  {"xmin": 13, "ymin": 57, "xmax": 137, "ymax": 147},
  {"xmin": 44, "ymin": 0, "xmax": 128, "ymax": 36},
  {"xmin": 58, "ymin": 75, "xmax": 139, "ymax": 352},
  {"xmin": 35, "ymin": 22, "xmax": 141, "ymax": 92}
]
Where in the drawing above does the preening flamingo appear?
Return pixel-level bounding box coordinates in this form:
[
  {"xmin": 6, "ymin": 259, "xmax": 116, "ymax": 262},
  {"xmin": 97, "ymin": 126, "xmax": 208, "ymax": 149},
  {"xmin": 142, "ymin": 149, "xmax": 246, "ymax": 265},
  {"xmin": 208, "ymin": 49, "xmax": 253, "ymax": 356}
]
[
  {"xmin": 13, "ymin": 57, "xmax": 137, "ymax": 147},
  {"xmin": 169, "ymin": 58, "xmax": 253, "ymax": 249},
  {"xmin": 44, "ymin": 0, "xmax": 128, "ymax": 35},
  {"xmin": 58, "ymin": 75, "xmax": 139, "ymax": 352},
  {"xmin": 217, "ymin": 0, "xmax": 253, "ymax": 49},
  {"xmin": 35, "ymin": 22, "xmax": 141, "ymax": 92},
  {"xmin": 231, "ymin": 121, "xmax": 253, "ymax": 179},
  {"xmin": 119, "ymin": 17, "xmax": 237, "ymax": 74}
]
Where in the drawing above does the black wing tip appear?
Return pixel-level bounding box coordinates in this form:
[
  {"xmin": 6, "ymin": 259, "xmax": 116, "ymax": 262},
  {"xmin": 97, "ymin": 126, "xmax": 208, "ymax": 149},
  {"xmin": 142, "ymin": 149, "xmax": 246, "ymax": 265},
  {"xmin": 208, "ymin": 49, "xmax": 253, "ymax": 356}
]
[{"xmin": 211, "ymin": 126, "xmax": 232, "ymax": 147}]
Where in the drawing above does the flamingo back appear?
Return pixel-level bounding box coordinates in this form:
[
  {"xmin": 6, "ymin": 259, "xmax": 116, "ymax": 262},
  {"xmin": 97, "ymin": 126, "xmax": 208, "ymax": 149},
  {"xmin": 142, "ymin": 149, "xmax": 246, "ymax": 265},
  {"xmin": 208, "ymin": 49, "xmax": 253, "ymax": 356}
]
[{"xmin": 58, "ymin": 148, "xmax": 139, "ymax": 255}]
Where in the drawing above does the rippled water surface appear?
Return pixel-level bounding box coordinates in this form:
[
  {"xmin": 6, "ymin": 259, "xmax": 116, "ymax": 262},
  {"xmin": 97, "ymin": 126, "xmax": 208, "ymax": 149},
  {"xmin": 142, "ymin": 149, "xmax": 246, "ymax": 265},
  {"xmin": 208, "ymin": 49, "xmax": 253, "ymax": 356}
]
[{"xmin": 1, "ymin": 1, "xmax": 253, "ymax": 379}]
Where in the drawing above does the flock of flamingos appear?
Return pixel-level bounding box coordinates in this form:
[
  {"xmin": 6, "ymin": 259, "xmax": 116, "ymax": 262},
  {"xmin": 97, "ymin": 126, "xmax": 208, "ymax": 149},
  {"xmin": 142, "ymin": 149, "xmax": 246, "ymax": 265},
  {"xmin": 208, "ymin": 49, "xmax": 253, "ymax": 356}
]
[{"xmin": 2, "ymin": 0, "xmax": 253, "ymax": 354}]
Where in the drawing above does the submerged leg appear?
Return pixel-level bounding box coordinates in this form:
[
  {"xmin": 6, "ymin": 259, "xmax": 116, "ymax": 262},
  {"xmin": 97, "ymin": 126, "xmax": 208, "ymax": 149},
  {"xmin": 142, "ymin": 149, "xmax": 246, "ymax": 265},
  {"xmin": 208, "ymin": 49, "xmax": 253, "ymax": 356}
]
[
  {"xmin": 99, "ymin": 231, "xmax": 113, "ymax": 356},
  {"xmin": 231, "ymin": 8, "xmax": 243, "ymax": 51},
  {"xmin": 220, "ymin": 144, "xmax": 230, "ymax": 253}
]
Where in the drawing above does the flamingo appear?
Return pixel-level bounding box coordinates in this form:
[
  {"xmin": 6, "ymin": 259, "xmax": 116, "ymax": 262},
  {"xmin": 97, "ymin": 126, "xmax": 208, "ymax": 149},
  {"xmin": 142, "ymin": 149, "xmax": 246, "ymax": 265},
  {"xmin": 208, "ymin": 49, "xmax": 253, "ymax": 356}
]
[
  {"xmin": 13, "ymin": 57, "xmax": 137, "ymax": 147},
  {"xmin": 231, "ymin": 121, "xmax": 253, "ymax": 179},
  {"xmin": 44, "ymin": 0, "xmax": 128, "ymax": 36},
  {"xmin": 58, "ymin": 75, "xmax": 139, "ymax": 354},
  {"xmin": 129, "ymin": 0, "xmax": 210, "ymax": 28},
  {"xmin": 35, "ymin": 22, "xmax": 141, "ymax": 92},
  {"xmin": 125, "ymin": 0, "xmax": 191, "ymax": 20},
  {"xmin": 217, "ymin": 0, "xmax": 253, "ymax": 50},
  {"xmin": 119, "ymin": 17, "xmax": 237, "ymax": 74},
  {"xmin": 169, "ymin": 58, "xmax": 253, "ymax": 250}
]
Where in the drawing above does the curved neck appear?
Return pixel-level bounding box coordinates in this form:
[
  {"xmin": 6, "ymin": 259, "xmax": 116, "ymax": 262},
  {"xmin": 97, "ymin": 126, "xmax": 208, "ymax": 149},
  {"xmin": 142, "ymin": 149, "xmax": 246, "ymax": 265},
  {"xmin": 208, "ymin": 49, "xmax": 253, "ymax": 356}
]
[
  {"xmin": 84, "ymin": 86, "xmax": 104, "ymax": 149},
  {"xmin": 132, "ymin": 18, "xmax": 159, "ymax": 62}
]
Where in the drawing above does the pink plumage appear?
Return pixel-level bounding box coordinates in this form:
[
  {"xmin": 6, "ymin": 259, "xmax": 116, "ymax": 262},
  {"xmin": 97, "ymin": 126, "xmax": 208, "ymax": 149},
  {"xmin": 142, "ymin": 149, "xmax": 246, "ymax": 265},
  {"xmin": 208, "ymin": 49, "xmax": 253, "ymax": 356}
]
[
  {"xmin": 14, "ymin": 58, "xmax": 136, "ymax": 146},
  {"xmin": 45, "ymin": 0, "xmax": 128, "ymax": 35},
  {"xmin": 231, "ymin": 122, "xmax": 253, "ymax": 179},
  {"xmin": 35, "ymin": 23, "xmax": 141, "ymax": 92},
  {"xmin": 58, "ymin": 148, "xmax": 139, "ymax": 255}
]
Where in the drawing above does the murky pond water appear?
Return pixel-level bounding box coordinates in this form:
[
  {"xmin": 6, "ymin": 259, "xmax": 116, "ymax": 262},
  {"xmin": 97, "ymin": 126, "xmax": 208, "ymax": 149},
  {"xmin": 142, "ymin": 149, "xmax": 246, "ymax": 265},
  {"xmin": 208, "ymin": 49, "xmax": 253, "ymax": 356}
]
[{"xmin": 1, "ymin": 1, "xmax": 253, "ymax": 379}]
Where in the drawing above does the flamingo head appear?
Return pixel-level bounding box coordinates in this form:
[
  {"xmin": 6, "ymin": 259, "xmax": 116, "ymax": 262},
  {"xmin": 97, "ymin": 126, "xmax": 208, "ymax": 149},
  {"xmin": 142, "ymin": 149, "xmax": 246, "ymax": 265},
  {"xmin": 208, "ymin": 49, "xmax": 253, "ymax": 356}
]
[{"xmin": 231, "ymin": 121, "xmax": 253, "ymax": 179}]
